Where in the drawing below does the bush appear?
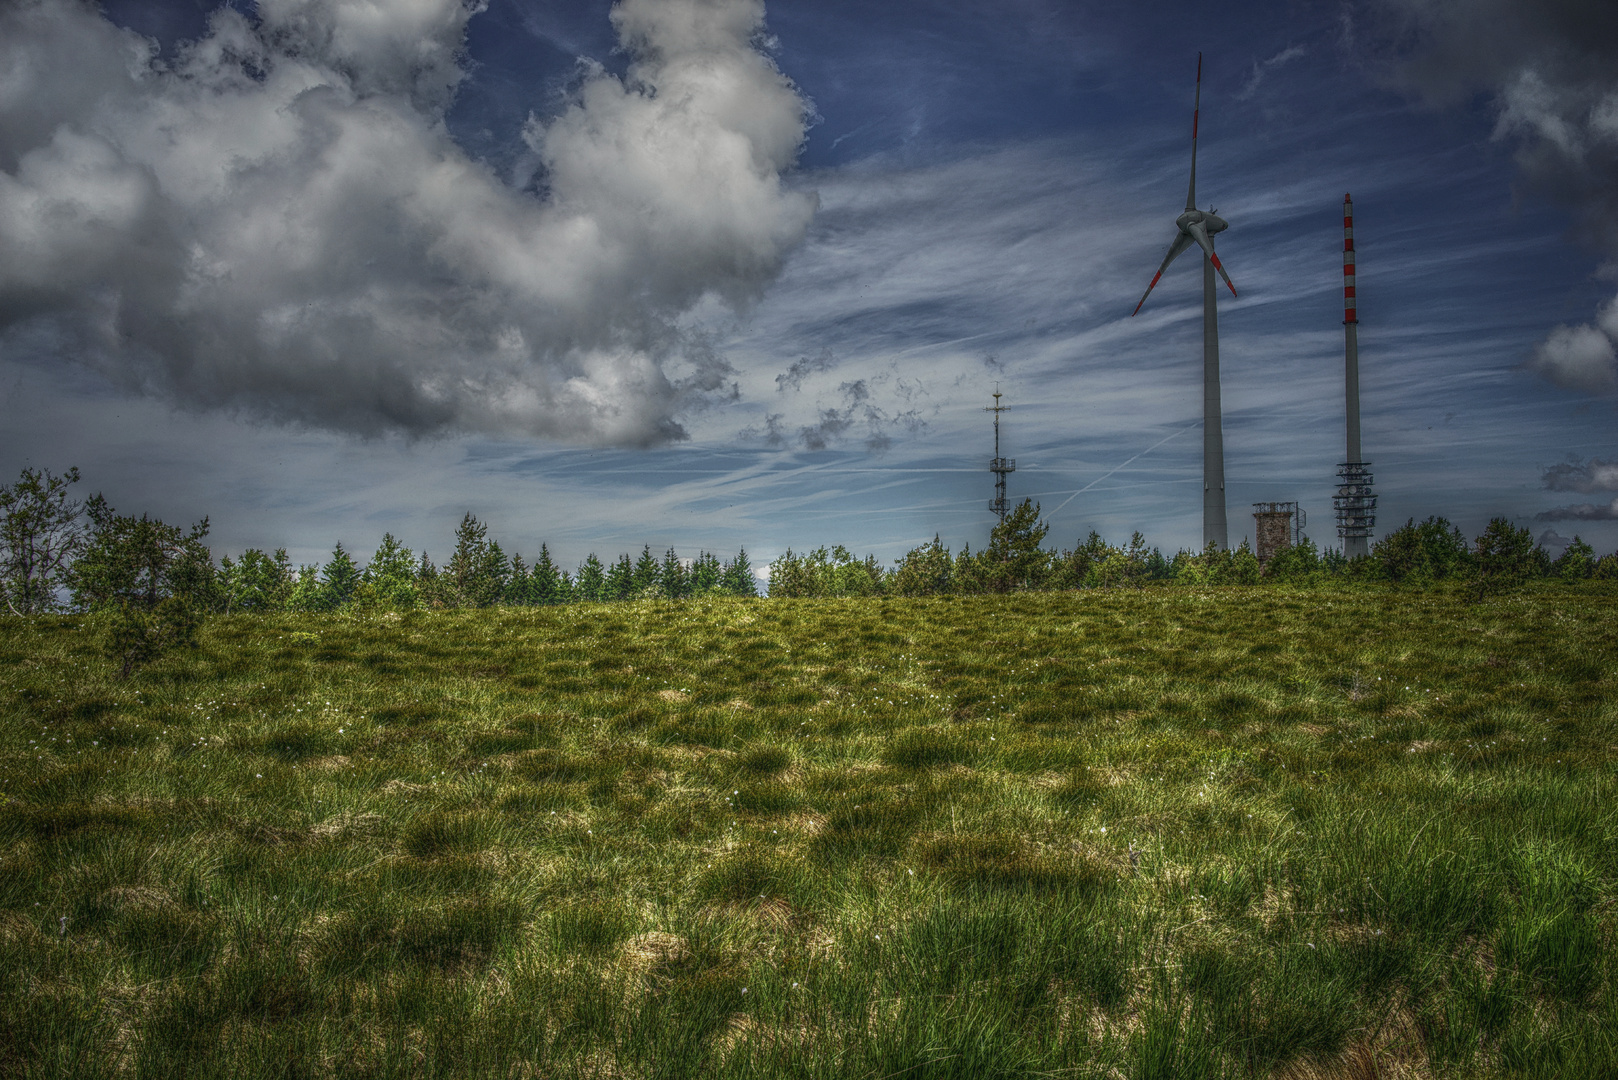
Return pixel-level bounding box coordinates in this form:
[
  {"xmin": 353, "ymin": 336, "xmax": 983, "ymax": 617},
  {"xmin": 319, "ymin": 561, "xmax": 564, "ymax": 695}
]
[{"xmin": 101, "ymin": 597, "xmax": 201, "ymax": 679}]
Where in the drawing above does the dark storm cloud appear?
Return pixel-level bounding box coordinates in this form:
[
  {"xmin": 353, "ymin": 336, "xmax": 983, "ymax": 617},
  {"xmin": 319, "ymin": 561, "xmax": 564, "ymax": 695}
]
[
  {"xmin": 0, "ymin": 0, "xmax": 816, "ymax": 444},
  {"xmin": 1536, "ymin": 500, "xmax": 1618, "ymax": 521}
]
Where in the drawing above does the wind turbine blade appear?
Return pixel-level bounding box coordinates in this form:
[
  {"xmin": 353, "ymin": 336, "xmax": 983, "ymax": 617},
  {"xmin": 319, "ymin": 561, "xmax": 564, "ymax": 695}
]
[
  {"xmin": 1132, "ymin": 231, "xmax": 1195, "ymax": 316},
  {"xmin": 1185, "ymin": 221, "xmax": 1238, "ymax": 297},
  {"xmin": 1185, "ymin": 53, "xmax": 1202, "ymax": 212}
]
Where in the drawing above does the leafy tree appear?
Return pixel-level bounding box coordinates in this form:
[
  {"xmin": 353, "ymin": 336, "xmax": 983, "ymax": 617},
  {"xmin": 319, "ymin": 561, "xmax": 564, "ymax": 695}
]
[
  {"xmin": 1593, "ymin": 552, "xmax": 1618, "ymax": 580},
  {"xmin": 71, "ymin": 495, "xmax": 214, "ymax": 611},
  {"xmin": 766, "ymin": 549, "xmax": 815, "ymax": 598},
  {"xmin": 660, "ymin": 547, "xmax": 688, "ymax": 600},
  {"xmin": 320, "ymin": 543, "xmax": 362, "ymax": 609},
  {"xmin": 1265, "ymin": 536, "xmax": 1321, "ymax": 583},
  {"xmin": 982, "ymin": 499, "xmax": 1050, "ymax": 592},
  {"xmin": 1553, "ymin": 536, "xmax": 1595, "ymax": 582},
  {"xmin": 1373, "ymin": 517, "xmax": 1472, "ymax": 584},
  {"xmin": 1216, "ymin": 539, "xmax": 1261, "ymax": 585},
  {"xmin": 219, "ymin": 548, "xmax": 294, "ymax": 612},
  {"xmin": 721, "ymin": 549, "xmax": 757, "ymax": 597},
  {"xmin": 1169, "ymin": 548, "xmax": 1211, "ymax": 585},
  {"xmin": 1051, "ymin": 530, "xmax": 1111, "ymax": 590},
  {"xmin": 892, "ymin": 535, "xmax": 953, "ymax": 596},
  {"xmin": 1472, "ymin": 517, "xmax": 1536, "ymax": 600},
  {"xmin": 361, "ymin": 533, "xmax": 419, "ymax": 609},
  {"xmin": 71, "ymin": 495, "xmax": 213, "ymax": 676},
  {"xmin": 0, "ymin": 466, "xmax": 85, "ymax": 615},
  {"xmin": 576, "ymin": 554, "xmax": 608, "ymax": 602}
]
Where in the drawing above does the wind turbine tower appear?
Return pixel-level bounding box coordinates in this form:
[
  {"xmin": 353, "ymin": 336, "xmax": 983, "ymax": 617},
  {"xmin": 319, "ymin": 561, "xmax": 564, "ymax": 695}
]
[
  {"xmin": 1335, "ymin": 194, "xmax": 1377, "ymax": 558},
  {"xmin": 1132, "ymin": 54, "xmax": 1239, "ymax": 550}
]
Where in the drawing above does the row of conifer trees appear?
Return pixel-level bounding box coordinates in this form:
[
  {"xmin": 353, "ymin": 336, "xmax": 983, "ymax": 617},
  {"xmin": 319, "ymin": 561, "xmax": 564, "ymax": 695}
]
[
  {"xmin": 768, "ymin": 500, "xmax": 1618, "ymax": 598},
  {"xmin": 219, "ymin": 514, "xmax": 759, "ymax": 612}
]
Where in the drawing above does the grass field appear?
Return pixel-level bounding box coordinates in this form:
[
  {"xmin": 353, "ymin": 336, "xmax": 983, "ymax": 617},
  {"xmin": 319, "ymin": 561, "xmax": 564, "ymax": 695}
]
[{"xmin": 1, "ymin": 588, "xmax": 1614, "ymax": 1078}]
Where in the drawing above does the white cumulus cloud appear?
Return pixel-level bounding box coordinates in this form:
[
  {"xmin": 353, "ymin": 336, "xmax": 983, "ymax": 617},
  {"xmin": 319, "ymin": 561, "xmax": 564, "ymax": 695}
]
[{"xmin": 0, "ymin": 0, "xmax": 816, "ymax": 443}]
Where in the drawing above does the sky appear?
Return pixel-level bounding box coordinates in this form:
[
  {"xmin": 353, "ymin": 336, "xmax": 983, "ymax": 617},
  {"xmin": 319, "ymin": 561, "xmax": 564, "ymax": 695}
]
[{"xmin": 3, "ymin": 0, "xmax": 1618, "ymax": 580}]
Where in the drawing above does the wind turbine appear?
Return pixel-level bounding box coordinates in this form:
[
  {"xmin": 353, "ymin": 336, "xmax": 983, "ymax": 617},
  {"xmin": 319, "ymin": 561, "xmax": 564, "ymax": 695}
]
[{"xmin": 1131, "ymin": 53, "xmax": 1238, "ymax": 551}]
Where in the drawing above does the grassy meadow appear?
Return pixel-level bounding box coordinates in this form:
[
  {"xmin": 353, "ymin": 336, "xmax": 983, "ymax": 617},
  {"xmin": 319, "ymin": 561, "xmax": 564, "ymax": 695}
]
[{"xmin": 1, "ymin": 588, "xmax": 1614, "ymax": 1078}]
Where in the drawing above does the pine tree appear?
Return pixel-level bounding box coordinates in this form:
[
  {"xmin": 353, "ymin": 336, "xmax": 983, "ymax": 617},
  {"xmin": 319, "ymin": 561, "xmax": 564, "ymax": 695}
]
[
  {"xmin": 507, "ymin": 552, "xmax": 531, "ymax": 606},
  {"xmin": 1473, "ymin": 517, "xmax": 1536, "ymax": 599},
  {"xmin": 531, "ymin": 544, "xmax": 565, "ymax": 604},
  {"xmin": 320, "ymin": 543, "xmax": 362, "ymax": 609},
  {"xmin": 660, "ymin": 547, "xmax": 687, "ymax": 600},
  {"xmin": 892, "ymin": 535, "xmax": 952, "ymax": 596},
  {"xmin": 689, "ymin": 551, "xmax": 722, "ymax": 594},
  {"xmin": 983, "ymin": 499, "xmax": 1051, "ymax": 592},
  {"xmin": 288, "ymin": 564, "xmax": 326, "ymax": 611},
  {"xmin": 576, "ymin": 554, "xmax": 606, "ymax": 602},
  {"xmin": 1554, "ymin": 536, "xmax": 1596, "ymax": 582},
  {"xmin": 722, "ymin": 549, "xmax": 757, "ymax": 597},
  {"xmin": 446, "ymin": 513, "xmax": 507, "ymax": 607},
  {"xmin": 606, "ymin": 553, "xmax": 634, "ymax": 600},
  {"xmin": 363, "ymin": 533, "xmax": 418, "ymax": 608},
  {"xmin": 220, "ymin": 549, "xmax": 295, "ymax": 612},
  {"xmin": 633, "ymin": 545, "xmax": 661, "ymax": 597}
]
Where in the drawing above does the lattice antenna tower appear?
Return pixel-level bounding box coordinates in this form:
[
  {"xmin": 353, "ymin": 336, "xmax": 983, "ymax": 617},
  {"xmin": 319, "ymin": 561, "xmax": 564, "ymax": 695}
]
[
  {"xmin": 1335, "ymin": 194, "xmax": 1377, "ymax": 557},
  {"xmin": 985, "ymin": 387, "xmax": 1015, "ymax": 521}
]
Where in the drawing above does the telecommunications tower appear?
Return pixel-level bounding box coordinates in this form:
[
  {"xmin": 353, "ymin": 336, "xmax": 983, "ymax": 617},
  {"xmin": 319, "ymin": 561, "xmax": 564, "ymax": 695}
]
[
  {"xmin": 1335, "ymin": 193, "xmax": 1377, "ymax": 558},
  {"xmin": 986, "ymin": 388, "xmax": 1015, "ymax": 521}
]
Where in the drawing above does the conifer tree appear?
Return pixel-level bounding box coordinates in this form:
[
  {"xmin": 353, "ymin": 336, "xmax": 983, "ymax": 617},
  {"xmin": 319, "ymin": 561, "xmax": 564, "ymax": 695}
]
[
  {"xmin": 288, "ymin": 564, "xmax": 326, "ymax": 611},
  {"xmin": 689, "ymin": 551, "xmax": 722, "ymax": 594},
  {"xmin": 607, "ymin": 553, "xmax": 635, "ymax": 600},
  {"xmin": 445, "ymin": 513, "xmax": 507, "ymax": 607},
  {"xmin": 576, "ymin": 554, "xmax": 606, "ymax": 602},
  {"xmin": 722, "ymin": 549, "xmax": 756, "ymax": 596},
  {"xmin": 660, "ymin": 547, "xmax": 687, "ymax": 599},
  {"xmin": 219, "ymin": 548, "xmax": 294, "ymax": 612},
  {"xmin": 363, "ymin": 533, "xmax": 418, "ymax": 608},
  {"xmin": 507, "ymin": 552, "xmax": 531, "ymax": 606},
  {"xmin": 633, "ymin": 545, "xmax": 661, "ymax": 596},
  {"xmin": 531, "ymin": 544, "xmax": 566, "ymax": 604},
  {"xmin": 320, "ymin": 542, "xmax": 362, "ymax": 608}
]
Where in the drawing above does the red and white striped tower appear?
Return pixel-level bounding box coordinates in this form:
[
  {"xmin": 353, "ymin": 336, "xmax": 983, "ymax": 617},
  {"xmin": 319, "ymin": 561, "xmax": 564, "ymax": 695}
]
[{"xmin": 1334, "ymin": 193, "xmax": 1375, "ymax": 558}]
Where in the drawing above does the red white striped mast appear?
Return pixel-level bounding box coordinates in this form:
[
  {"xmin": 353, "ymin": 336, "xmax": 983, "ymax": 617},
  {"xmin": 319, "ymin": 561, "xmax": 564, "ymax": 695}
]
[{"xmin": 1335, "ymin": 193, "xmax": 1375, "ymax": 558}]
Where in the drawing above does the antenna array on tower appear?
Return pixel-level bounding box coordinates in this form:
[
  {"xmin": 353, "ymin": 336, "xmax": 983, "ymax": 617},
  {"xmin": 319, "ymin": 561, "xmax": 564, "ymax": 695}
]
[{"xmin": 985, "ymin": 389, "xmax": 1015, "ymax": 520}]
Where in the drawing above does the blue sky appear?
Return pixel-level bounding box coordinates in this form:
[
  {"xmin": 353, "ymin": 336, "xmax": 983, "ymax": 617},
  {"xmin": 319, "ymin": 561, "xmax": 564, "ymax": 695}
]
[{"xmin": 2, "ymin": 0, "xmax": 1615, "ymax": 578}]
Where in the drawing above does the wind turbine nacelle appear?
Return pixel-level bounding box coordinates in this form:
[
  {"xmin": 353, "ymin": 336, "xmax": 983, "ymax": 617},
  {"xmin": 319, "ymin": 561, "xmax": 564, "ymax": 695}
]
[{"xmin": 1176, "ymin": 209, "xmax": 1228, "ymax": 235}]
